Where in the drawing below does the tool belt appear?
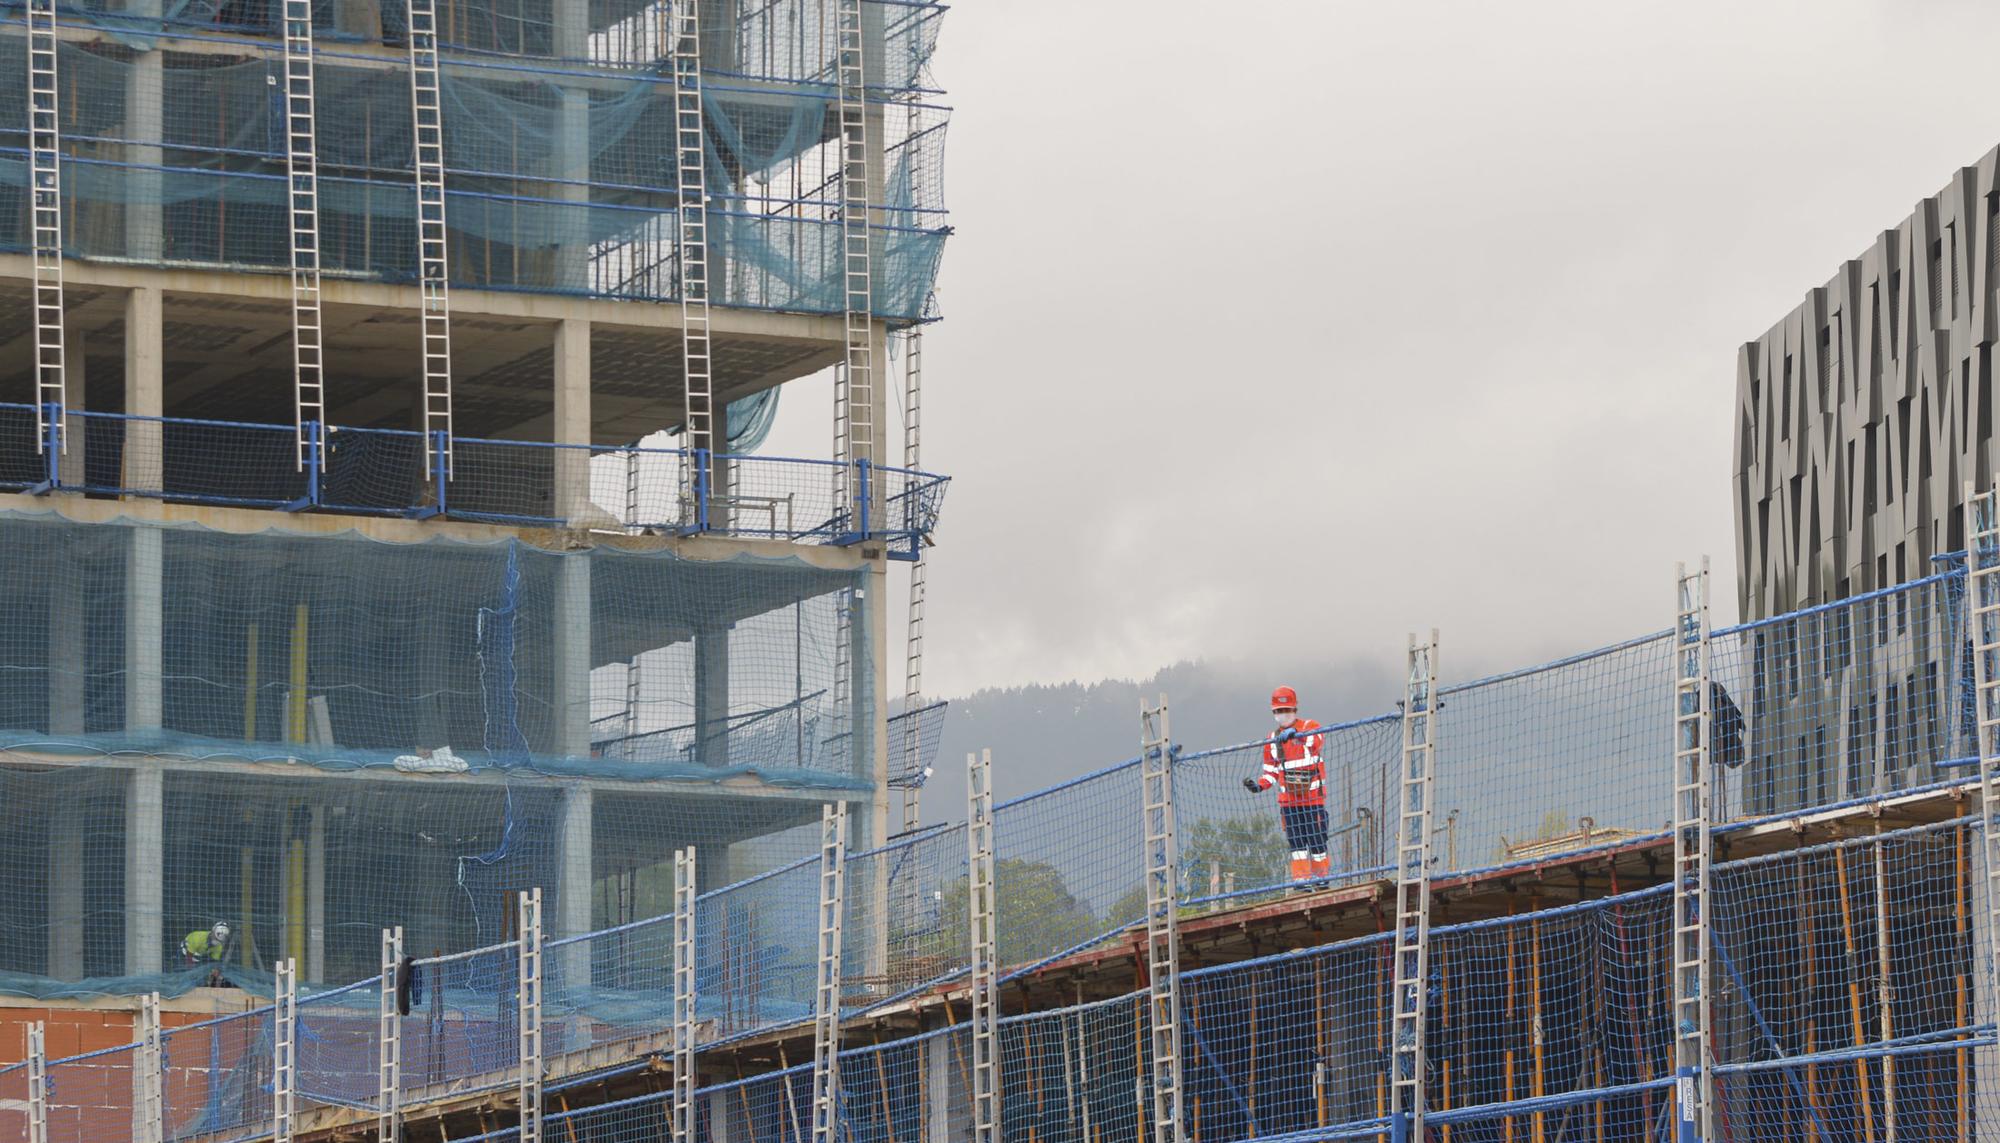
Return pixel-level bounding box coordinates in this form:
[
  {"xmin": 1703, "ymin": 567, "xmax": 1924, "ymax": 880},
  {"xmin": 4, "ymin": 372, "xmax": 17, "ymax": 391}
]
[{"xmin": 1282, "ymin": 769, "xmax": 1316, "ymax": 791}]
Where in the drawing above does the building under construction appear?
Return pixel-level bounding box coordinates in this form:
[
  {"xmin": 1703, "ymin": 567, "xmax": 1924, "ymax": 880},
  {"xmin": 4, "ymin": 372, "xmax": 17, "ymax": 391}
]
[{"xmin": 6, "ymin": 4, "xmax": 2000, "ymax": 1141}]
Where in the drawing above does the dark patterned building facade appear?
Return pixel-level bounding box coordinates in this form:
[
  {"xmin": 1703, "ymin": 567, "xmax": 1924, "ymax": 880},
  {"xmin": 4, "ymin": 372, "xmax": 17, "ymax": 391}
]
[{"xmin": 1732, "ymin": 144, "xmax": 2000, "ymax": 812}]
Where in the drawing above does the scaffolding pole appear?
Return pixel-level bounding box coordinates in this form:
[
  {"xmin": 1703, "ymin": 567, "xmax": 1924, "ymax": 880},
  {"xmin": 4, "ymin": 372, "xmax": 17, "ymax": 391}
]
[
  {"xmin": 1672, "ymin": 560, "xmax": 1715, "ymax": 1143},
  {"xmin": 27, "ymin": 0, "xmax": 66, "ymax": 457},
  {"xmin": 406, "ymin": 0, "xmax": 453, "ymax": 471},
  {"xmin": 968, "ymin": 749, "xmax": 999, "ymax": 1143},
  {"xmin": 276, "ymin": 958, "xmax": 298, "ymax": 1143},
  {"xmin": 674, "ymin": 848, "xmax": 699, "ymax": 1143},
  {"xmin": 1141, "ymin": 695, "xmax": 1185, "ymax": 1143},
  {"xmin": 134, "ymin": 992, "xmax": 163, "ymax": 1143},
  {"xmin": 281, "ymin": 0, "xmax": 324, "ymax": 470},
  {"xmin": 831, "ymin": 0, "xmax": 875, "ymax": 531},
  {"xmin": 672, "ymin": 0, "xmax": 714, "ymax": 513},
  {"xmin": 1391, "ymin": 632, "xmax": 1439, "ymax": 1143},
  {"xmin": 519, "ymin": 888, "xmax": 545, "ymax": 1143},
  {"xmin": 811, "ymin": 803, "xmax": 849, "ymax": 1143},
  {"xmin": 26, "ymin": 1022, "xmax": 45, "ymax": 1143},
  {"xmin": 378, "ymin": 926, "xmax": 404, "ymax": 1142},
  {"xmin": 1964, "ymin": 482, "xmax": 2000, "ymax": 1114}
]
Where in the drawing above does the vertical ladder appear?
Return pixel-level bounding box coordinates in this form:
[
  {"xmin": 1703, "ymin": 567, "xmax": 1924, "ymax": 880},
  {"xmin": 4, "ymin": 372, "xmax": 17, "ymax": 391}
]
[
  {"xmin": 407, "ymin": 0, "xmax": 453, "ymax": 474},
  {"xmin": 275, "ymin": 959, "xmax": 298, "ymax": 1143},
  {"xmin": 834, "ymin": 587, "xmax": 855, "ymax": 738},
  {"xmin": 900, "ymin": 328, "xmax": 927, "ymax": 833},
  {"xmin": 1390, "ymin": 632, "xmax": 1439, "ymax": 1143},
  {"xmin": 281, "ymin": 0, "xmax": 325, "ymax": 470},
  {"xmin": 810, "ymin": 804, "xmax": 849, "ymax": 1143},
  {"xmin": 1962, "ymin": 483, "xmax": 2000, "ymax": 1076},
  {"xmin": 672, "ymin": 848, "xmax": 698, "ymax": 1143},
  {"xmin": 27, "ymin": 0, "xmax": 66, "ymax": 457},
  {"xmin": 377, "ymin": 927, "xmax": 403, "ymax": 1143},
  {"xmin": 26, "ymin": 1022, "xmax": 46, "ymax": 1143},
  {"xmin": 134, "ymin": 993, "xmax": 163, "ymax": 1143},
  {"xmin": 966, "ymin": 749, "xmax": 999, "ymax": 1143},
  {"xmin": 1140, "ymin": 696, "xmax": 1184, "ymax": 1143},
  {"xmin": 620, "ymin": 657, "xmax": 642, "ymax": 756},
  {"xmin": 671, "ymin": 0, "xmax": 714, "ymax": 504},
  {"xmin": 831, "ymin": 0, "xmax": 874, "ymax": 530},
  {"xmin": 518, "ymin": 888, "xmax": 545, "ymax": 1143},
  {"xmin": 1671, "ymin": 560, "xmax": 1715, "ymax": 1143}
]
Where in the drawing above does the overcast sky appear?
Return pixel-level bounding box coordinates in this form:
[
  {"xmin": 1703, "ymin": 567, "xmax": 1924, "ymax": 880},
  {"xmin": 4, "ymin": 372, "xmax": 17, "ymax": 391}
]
[{"xmin": 761, "ymin": 0, "xmax": 2000, "ymax": 700}]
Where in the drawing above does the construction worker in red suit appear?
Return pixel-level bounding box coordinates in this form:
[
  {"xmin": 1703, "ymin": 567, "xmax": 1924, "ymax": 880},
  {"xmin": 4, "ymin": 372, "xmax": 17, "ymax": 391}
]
[{"xmin": 1243, "ymin": 686, "xmax": 1329, "ymax": 883}]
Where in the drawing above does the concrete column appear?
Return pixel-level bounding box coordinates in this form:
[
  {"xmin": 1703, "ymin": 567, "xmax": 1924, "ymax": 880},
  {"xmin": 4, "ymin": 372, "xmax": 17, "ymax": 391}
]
[
  {"xmin": 552, "ymin": 317, "xmax": 592, "ymax": 524},
  {"xmin": 694, "ymin": 622, "xmax": 730, "ymax": 769},
  {"xmin": 57, "ymin": 330, "xmax": 84, "ymax": 487},
  {"xmin": 707, "ymin": 1090, "xmax": 733, "ymax": 1143},
  {"xmin": 125, "ymin": 768, "xmax": 164, "ymax": 976},
  {"xmin": 552, "ymin": 555, "xmax": 593, "ymax": 759},
  {"xmin": 554, "ymin": 785, "xmax": 594, "ymax": 1001},
  {"xmin": 126, "ymin": 525, "xmax": 163, "ymax": 733},
  {"xmin": 123, "ymin": 286, "xmax": 164, "ymax": 494},
  {"xmin": 554, "ymin": 90, "xmax": 590, "ymax": 293},
  {"xmin": 307, "ymin": 804, "xmax": 326, "ymax": 982},
  {"xmin": 47, "ymin": 549, "xmax": 86, "ymax": 738},
  {"xmin": 46, "ymin": 802, "xmax": 83, "ymax": 980},
  {"xmin": 124, "ymin": 45, "xmax": 163, "ymax": 263},
  {"xmin": 924, "ymin": 1030, "xmax": 954, "ymax": 1143}
]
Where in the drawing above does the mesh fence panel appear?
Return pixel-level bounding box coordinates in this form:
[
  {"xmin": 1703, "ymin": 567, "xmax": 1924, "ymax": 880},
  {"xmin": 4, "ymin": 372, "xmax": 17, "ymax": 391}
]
[
  {"xmin": 542, "ymin": 914, "xmax": 674, "ymax": 1059},
  {"xmin": 993, "ymin": 760, "xmax": 1145, "ymax": 978},
  {"xmin": 696, "ymin": 857, "xmax": 820, "ymax": 1044},
  {"xmin": 1435, "ymin": 633, "xmax": 1676, "ymax": 877},
  {"xmin": 1000, "ymin": 991, "xmax": 1150, "ymax": 1143},
  {"xmin": 398, "ymin": 941, "xmax": 520, "ymax": 1102},
  {"xmin": 842, "ymin": 823, "xmax": 968, "ymax": 1014},
  {"xmin": 296, "ymin": 977, "xmax": 381, "ymax": 1115},
  {"xmin": 702, "ymin": 1059, "xmax": 814, "ymax": 1143},
  {"xmin": 43, "ymin": 1042, "xmax": 138, "ymax": 1143},
  {"xmin": 162, "ymin": 1006, "xmax": 273, "ymax": 1143}
]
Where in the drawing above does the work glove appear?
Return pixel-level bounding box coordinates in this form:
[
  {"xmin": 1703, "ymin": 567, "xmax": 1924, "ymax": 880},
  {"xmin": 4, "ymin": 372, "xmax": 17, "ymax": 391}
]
[
  {"xmin": 1242, "ymin": 776, "xmax": 1262, "ymax": 793},
  {"xmin": 1275, "ymin": 728, "xmax": 1299, "ymax": 744}
]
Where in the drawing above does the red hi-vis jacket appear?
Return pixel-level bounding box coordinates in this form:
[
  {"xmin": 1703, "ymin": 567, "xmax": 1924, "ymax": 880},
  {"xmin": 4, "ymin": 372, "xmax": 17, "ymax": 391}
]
[{"xmin": 1256, "ymin": 719, "xmax": 1327, "ymax": 808}]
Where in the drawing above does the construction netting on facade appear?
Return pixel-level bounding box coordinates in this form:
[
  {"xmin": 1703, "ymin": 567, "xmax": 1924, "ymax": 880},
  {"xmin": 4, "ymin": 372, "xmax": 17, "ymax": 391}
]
[
  {"xmin": 0, "ymin": 507, "xmax": 875, "ymax": 996},
  {"xmin": 0, "ymin": 0, "xmax": 948, "ymax": 321}
]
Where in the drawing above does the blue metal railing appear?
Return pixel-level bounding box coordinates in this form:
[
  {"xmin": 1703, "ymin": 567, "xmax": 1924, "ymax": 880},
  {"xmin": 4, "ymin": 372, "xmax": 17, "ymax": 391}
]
[{"xmin": 0, "ymin": 403, "xmax": 948, "ymax": 548}]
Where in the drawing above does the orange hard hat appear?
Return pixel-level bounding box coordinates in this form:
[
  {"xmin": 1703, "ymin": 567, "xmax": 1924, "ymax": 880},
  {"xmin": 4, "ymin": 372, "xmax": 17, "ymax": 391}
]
[{"xmin": 1270, "ymin": 686, "xmax": 1298, "ymax": 711}]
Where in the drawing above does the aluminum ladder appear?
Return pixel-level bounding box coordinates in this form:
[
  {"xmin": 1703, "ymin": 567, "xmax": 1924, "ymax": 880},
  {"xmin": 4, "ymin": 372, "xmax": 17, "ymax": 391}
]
[
  {"xmin": 672, "ymin": 848, "xmax": 698, "ymax": 1143},
  {"xmin": 281, "ymin": 0, "xmax": 325, "ymax": 469},
  {"xmin": 1964, "ymin": 483, "xmax": 2000, "ymax": 1111},
  {"xmin": 518, "ymin": 888, "xmax": 545, "ymax": 1143},
  {"xmin": 275, "ymin": 959, "xmax": 298, "ymax": 1143},
  {"xmin": 1671, "ymin": 560, "xmax": 1715, "ymax": 1143},
  {"xmin": 810, "ymin": 803, "xmax": 848, "ymax": 1143},
  {"xmin": 1140, "ymin": 696, "xmax": 1184, "ymax": 1143},
  {"xmin": 1390, "ymin": 632, "xmax": 1439, "ymax": 1143},
  {"xmin": 967, "ymin": 749, "xmax": 999, "ymax": 1143},
  {"xmin": 671, "ymin": 0, "xmax": 714, "ymax": 507},
  {"xmin": 831, "ymin": 0, "xmax": 874, "ymax": 530},
  {"xmin": 378, "ymin": 927, "xmax": 404, "ymax": 1142},
  {"xmin": 900, "ymin": 325, "xmax": 928, "ymax": 832},
  {"xmin": 27, "ymin": 1022, "xmax": 46, "ymax": 1143},
  {"xmin": 407, "ymin": 0, "xmax": 453, "ymax": 472},
  {"xmin": 27, "ymin": 0, "xmax": 66, "ymax": 455}
]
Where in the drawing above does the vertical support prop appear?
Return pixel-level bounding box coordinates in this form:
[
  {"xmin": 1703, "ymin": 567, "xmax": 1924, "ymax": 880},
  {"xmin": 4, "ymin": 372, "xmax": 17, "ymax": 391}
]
[
  {"xmin": 133, "ymin": 993, "xmax": 163, "ymax": 1143},
  {"xmin": 406, "ymin": 0, "xmax": 453, "ymax": 474},
  {"xmin": 1390, "ymin": 632, "xmax": 1440, "ymax": 1143},
  {"xmin": 811, "ymin": 804, "xmax": 849, "ymax": 1143},
  {"xmin": 673, "ymin": 848, "xmax": 699, "ymax": 1143},
  {"xmin": 1962, "ymin": 481, "xmax": 2000, "ymax": 1111},
  {"xmin": 27, "ymin": 0, "xmax": 66, "ymax": 460},
  {"xmin": 519, "ymin": 888, "xmax": 545, "ymax": 1143},
  {"xmin": 967, "ymin": 749, "xmax": 1000, "ymax": 1143},
  {"xmin": 1140, "ymin": 696, "xmax": 1184, "ymax": 1143},
  {"xmin": 831, "ymin": 0, "xmax": 874, "ymax": 530},
  {"xmin": 281, "ymin": 0, "xmax": 325, "ymax": 471},
  {"xmin": 276, "ymin": 958, "xmax": 298, "ymax": 1143},
  {"xmin": 1671, "ymin": 559, "xmax": 1716, "ymax": 1143},
  {"xmin": 26, "ymin": 1022, "xmax": 46, "ymax": 1143},
  {"xmin": 671, "ymin": 0, "xmax": 714, "ymax": 514},
  {"xmin": 378, "ymin": 926, "xmax": 403, "ymax": 1142}
]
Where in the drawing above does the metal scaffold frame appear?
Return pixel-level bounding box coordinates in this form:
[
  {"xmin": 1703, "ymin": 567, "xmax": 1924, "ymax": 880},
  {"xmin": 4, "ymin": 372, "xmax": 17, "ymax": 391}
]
[
  {"xmin": 811, "ymin": 803, "xmax": 849, "ymax": 1143},
  {"xmin": 519, "ymin": 887, "xmax": 545, "ymax": 1143},
  {"xmin": 673, "ymin": 847, "xmax": 698, "ymax": 1143},
  {"xmin": 378, "ymin": 926, "xmax": 404, "ymax": 1142},
  {"xmin": 1390, "ymin": 632, "xmax": 1438, "ymax": 1143},
  {"xmin": 1963, "ymin": 481, "xmax": 2000, "ymax": 1098},
  {"xmin": 276, "ymin": 959, "xmax": 298, "ymax": 1142},
  {"xmin": 1671, "ymin": 560, "xmax": 1715, "ymax": 1143},
  {"xmin": 407, "ymin": 0, "xmax": 454, "ymax": 473},
  {"xmin": 967, "ymin": 749, "xmax": 999, "ymax": 1143},
  {"xmin": 1140, "ymin": 696, "xmax": 1184, "ymax": 1143},
  {"xmin": 134, "ymin": 992, "xmax": 163, "ymax": 1143},
  {"xmin": 671, "ymin": 0, "xmax": 714, "ymax": 513},
  {"xmin": 27, "ymin": 1022, "xmax": 46, "ymax": 1143},
  {"xmin": 831, "ymin": 0, "xmax": 875, "ymax": 530},
  {"xmin": 27, "ymin": 0, "xmax": 66, "ymax": 458},
  {"xmin": 281, "ymin": 0, "xmax": 325, "ymax": 470}
]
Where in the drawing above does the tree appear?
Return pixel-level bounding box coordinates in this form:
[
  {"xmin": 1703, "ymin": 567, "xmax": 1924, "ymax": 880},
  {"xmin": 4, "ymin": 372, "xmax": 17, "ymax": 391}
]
[
  {"xmin": 1105, "ymin": 815, "xmax": 1289, "ymax": 923},
  {"xmin": 933, "ymin": 858, "xmax": 1104, "ymax": 970}
]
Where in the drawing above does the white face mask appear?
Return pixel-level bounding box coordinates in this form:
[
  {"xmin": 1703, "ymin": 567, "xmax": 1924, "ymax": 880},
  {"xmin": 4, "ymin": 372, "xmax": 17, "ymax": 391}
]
[{"xmin": 1274, "ymin": 712, "xmax": 1295, "ymax": 727}]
